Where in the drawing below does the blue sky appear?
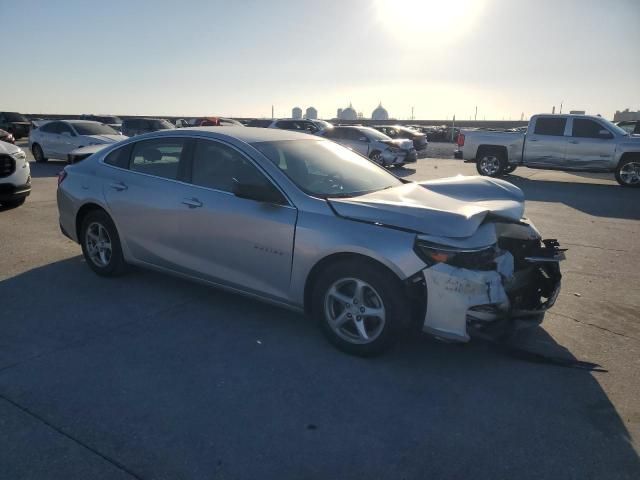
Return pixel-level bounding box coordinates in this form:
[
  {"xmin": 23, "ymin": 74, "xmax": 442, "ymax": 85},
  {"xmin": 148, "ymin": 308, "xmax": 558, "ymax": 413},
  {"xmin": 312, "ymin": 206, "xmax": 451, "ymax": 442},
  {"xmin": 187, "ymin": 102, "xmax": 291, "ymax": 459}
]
[{"xmin": 1, "ymin": 0, "xmax": 638, "ymax": 119}]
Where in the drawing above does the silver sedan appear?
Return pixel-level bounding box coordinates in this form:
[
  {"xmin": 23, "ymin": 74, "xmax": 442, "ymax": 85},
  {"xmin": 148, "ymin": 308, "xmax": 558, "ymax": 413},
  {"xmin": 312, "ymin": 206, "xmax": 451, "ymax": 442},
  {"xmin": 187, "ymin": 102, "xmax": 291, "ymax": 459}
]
[{"xmin": 57, "ymin": 127, "xmax": 564, "ymax": 356}]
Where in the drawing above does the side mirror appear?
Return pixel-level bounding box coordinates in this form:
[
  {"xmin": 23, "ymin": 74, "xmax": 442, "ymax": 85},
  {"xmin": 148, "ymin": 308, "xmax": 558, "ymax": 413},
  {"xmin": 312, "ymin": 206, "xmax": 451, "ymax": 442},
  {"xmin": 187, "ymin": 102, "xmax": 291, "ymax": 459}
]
[
  {"xmin": 598, "ymin": 129, "xmax": 613, "ymax": 139},
  {"xmin": 232, "ymin": 180, "xmax": 286, "ymax": 205}
]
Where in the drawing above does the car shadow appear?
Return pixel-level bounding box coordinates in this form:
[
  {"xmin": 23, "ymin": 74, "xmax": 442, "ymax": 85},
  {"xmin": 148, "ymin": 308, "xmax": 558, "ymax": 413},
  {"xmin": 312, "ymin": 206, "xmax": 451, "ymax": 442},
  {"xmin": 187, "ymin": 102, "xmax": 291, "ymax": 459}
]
[
  {"xmin": 0, "ymin": 257, "xmax": 638, "ymax": 478},
  {"xmin": 503, "ymin": 174, "xmax": 640, "ymax": 220}
]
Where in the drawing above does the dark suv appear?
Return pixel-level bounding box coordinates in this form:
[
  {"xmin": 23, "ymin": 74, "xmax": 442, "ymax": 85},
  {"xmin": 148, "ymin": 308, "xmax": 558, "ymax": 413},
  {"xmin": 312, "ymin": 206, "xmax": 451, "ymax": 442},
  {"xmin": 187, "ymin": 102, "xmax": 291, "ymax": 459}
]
[
  {"xmin": 372, "ymin": 125, "xmax": 428, "ymax": 151},
  {"xmin": 0, "ymin": 112, "xmax": 31, "ymax": 139},
  {"xmin": 121, "ymin": 118, "xmax": 175, "ymax": 137}
]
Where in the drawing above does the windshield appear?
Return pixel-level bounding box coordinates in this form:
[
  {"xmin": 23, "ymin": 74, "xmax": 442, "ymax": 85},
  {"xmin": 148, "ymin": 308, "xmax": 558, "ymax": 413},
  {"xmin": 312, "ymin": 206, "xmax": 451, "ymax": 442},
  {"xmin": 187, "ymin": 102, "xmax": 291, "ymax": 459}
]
[
  {"xmin": 360, "ymin": 127, "xmax": 391, "ymax": 142},
  {"xmin": 599, "ymin": 118, "xmax": 629, "ymax": 136},
  {"xmin": 72, "ymin": 122, "xmax": 119, "ymax": 135},
  {"xmin": 150, "ymin": 119, "xmax": 175, "ymax": 129},
  {"xmin": 252, "ymin": 139, "xmax": 403, "ymax": 198},
  {"xmin": 95, "ymin": 116, "xmax": 122, "ymax": 124},
  {"xmin": 5, "ymin": 112, "xmax": 29, "ymax": 122}
]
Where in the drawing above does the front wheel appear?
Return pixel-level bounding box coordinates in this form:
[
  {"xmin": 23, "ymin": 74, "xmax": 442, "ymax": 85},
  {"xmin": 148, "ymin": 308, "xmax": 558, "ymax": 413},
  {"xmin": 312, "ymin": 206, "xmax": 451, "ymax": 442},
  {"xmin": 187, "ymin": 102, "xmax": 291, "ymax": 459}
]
[
  {"xmin": 1, "ymin": 197, "xmax": 26, "ymax": 208},
  {"xmin": 32, "ymin": 144, "xmax": 48, "ymax": 163},
  {"xmin": 476, "ymin": 151, "xmax": 506, "ymax": 177},
  {"xmin": 615, "ymin": 158, "xmax": 640, "ymax": 187},
  {"xmin": 80, "ymin": 210, "xmax": 127, "ymax": 276},
  {"xmin": 312, "ymin": 260, "xmax": 408, "ymax": 356},
  {"xmin": 369, "ymin": 151, "xmax": 386, "ymax": 167}
]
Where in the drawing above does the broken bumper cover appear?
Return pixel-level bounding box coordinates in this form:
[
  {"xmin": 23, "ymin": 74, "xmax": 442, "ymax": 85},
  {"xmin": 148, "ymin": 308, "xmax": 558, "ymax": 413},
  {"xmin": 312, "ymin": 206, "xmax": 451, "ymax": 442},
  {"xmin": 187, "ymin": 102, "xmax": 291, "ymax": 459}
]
[{"xmin": 421, "ymin": 250, "xmax": 563, "ymax": 342}]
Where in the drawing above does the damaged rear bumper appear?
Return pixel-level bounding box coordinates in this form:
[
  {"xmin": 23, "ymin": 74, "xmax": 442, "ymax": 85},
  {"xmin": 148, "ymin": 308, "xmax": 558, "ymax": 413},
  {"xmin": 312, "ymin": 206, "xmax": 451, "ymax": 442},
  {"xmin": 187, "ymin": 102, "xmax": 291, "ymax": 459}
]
[{"xmin": 421, "ymin": 247, "xmax": 563, "ymax": 342}]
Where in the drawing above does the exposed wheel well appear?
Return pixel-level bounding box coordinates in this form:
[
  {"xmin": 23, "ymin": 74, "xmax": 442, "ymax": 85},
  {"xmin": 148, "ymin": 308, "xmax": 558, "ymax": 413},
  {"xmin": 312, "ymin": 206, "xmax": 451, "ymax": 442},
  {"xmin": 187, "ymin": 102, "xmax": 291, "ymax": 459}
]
[
  {"xmin": 619, "ymin": 152, "xmax": 640, "ymax": 164},
  {"xmin": 303, "ymin": 252, "xmax": 407, "ymax": 315},
  {"xmin": 476, "ymin": 145, "xmax": 508, "ymax": 162},
  {"xmin": 75, "ymin": 203, "xmax": 108, "ymax": 240}
]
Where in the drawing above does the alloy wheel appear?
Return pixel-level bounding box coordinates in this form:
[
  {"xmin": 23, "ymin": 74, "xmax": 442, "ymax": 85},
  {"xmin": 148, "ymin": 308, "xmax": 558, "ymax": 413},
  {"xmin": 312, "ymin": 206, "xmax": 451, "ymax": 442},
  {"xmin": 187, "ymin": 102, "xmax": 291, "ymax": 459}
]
[
  {"xmin": 85, "ymin": 222, "xmax": 112, "ymax": 267},
  {"xmin": 324, "ymin": 278, "xmax": 386, "ymax": 344},
  {"xmin": 619, "ymin": 161, "xmax": 640, "ymax": 185},
  {"xmin": 479, "ymin": 155, "xmax": 500, "ymax": 176}
]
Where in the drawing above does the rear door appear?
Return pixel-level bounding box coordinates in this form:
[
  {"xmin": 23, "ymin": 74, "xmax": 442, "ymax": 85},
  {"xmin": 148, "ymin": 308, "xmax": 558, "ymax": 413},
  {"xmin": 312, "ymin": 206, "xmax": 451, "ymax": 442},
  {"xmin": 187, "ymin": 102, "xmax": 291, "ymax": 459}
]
[
  {"xmin": 175, "ymin": 138, "xmax": 297, "ymax": 300},
  {"xmin": 37, "ymin": 122, "xmax": 62, "ymax": 157},
  {"xmin": 564, "ymin": 118, "xmax": 616, "ymax": 170},
  {"xmin": 102, "ymin": 137, "xmax": 193, "ymax": 270},
  {"xmin": 523, "ymin": 116, "xmax": 568, "ymax": 167}
]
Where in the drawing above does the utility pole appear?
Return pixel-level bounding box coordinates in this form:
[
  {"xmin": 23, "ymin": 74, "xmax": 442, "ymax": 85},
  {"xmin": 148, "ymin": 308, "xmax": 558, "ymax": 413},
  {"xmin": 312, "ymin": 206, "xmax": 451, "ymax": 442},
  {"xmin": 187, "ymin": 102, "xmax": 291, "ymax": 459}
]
[
  {"xmin": 411, "ymin": 106, "xmax": 414, "ymax": 121},
  {"xmin": 559, "ymin": 101, "xmax": 563, "ymax": 114},
  {"xmin": 474, "ymin": 105, "xmax": 478, "ymax": 121},
  {"xmin": 271, "ymin": 105, "xmax": 274, "ymax": 119},
  {"xmin": 451, "ymin": 114, "xmax": 456, "ymax": 142}
]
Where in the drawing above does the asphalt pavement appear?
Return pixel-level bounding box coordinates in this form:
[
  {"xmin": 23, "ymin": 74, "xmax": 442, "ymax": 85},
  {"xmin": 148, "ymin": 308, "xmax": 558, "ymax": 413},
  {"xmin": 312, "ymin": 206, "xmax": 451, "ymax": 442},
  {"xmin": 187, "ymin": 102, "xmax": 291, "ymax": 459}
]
[{"xmin": 1, "ymin": 140, "xmax": 639, "ymax": 479}]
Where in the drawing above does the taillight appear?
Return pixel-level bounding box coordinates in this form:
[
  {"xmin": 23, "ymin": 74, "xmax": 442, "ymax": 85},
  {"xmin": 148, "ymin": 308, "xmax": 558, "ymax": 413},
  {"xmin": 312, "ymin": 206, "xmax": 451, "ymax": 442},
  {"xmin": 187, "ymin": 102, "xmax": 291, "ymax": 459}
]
[
  {"xmin": 457, "ymin": 133, "xmax": 465, "ymax": 147},
  {"xmin": 57, "ymin": 169, "xmax": 68, "ymax": 187}
]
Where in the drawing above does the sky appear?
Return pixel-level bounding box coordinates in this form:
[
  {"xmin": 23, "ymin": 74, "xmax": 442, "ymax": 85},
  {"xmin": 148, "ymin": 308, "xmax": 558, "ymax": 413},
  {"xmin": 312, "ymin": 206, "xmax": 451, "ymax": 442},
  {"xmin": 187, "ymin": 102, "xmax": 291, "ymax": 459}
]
[{"xmin": 1, "ymin": 0, "xmax": 639, "ymax": 120}]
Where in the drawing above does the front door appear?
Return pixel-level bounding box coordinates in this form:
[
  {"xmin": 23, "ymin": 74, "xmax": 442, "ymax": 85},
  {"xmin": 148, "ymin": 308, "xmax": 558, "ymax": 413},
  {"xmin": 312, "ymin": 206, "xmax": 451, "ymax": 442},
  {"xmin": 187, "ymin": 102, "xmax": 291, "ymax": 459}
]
[
  {"xmin": 523, "ymin": 116, "xmax": 568, "ymax": 168},
  {"xmin": 564, "ymin": 118, "xmax": 616, "ymax": 171},
  {"xmin": 175, "ymin": 138, "xmax": 297, "ymax": 300}
]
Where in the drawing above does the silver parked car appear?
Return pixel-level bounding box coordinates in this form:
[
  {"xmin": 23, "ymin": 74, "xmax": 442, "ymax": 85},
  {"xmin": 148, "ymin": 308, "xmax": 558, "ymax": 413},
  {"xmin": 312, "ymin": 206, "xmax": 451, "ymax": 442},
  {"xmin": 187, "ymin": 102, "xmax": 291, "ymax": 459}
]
[
  {"xmin": 57, "ymin": 127, "xmax": 564, "ymax": 356},
  {"xmin": 321, "ymin": 126, "xmax": 417, "ymax": 167}
]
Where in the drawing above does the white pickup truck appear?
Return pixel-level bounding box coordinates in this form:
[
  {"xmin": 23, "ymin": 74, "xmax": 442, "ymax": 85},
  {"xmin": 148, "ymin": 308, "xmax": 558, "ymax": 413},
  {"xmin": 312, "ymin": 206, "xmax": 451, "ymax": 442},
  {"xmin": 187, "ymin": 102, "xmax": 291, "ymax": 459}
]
[{"xmin": 456, "ymin": 114, "xmax": 640, "ymax": 187}]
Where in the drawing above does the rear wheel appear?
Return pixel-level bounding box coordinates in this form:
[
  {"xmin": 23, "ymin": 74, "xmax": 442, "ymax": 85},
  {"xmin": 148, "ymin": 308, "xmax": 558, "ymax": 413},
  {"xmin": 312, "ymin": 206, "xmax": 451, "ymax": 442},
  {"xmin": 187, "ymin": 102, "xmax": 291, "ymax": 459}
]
[
  {"xmin": 615, "ymin": 158, "xmax": 640, "ymax": 187},
  {"xmin": 32, "ymin": 144, "xmax": 47, "ymax": 163},
  {"xmin": 476, "ymin": 150, "xmax": 506, "ymax": 177},
  {"xmin": 80, "ymin": 210, "xmax": 127, "ymax": 276},
  {"xmin": 312, "ymin": 260, "xmax": 408, "ymax": 356}
]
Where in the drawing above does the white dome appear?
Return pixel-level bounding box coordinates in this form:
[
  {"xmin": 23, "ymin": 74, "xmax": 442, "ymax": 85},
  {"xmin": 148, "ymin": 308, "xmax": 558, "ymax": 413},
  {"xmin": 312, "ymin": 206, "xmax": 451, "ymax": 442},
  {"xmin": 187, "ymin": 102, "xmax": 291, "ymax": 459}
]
[
  {"xmin": 372, "ymin": 103, "xmax": 389, "ymax": 121},
  {"xmin": 292, "ymin": 107, "xmax": 303, "ymax": 119},
  {"xmin": 339, "ymin": 103, "xmax": 358, "ymax": 120},
  {"xmin": 305, "ymin": 107, "xmax": 318, "ymax": 119}
]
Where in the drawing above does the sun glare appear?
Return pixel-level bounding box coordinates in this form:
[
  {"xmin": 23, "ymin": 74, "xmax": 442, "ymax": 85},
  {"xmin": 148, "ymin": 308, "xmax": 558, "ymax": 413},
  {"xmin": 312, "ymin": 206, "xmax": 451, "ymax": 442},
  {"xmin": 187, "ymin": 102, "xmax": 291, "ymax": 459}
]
[{"xmin": 375, "ymin": 0, "xmax": 486, "ymax": 46}]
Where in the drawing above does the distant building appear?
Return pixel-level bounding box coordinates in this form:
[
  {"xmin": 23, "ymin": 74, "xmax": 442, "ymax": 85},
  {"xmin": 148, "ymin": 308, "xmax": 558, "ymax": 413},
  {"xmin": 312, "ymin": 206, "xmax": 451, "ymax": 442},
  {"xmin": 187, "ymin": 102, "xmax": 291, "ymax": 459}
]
[
  {"xmin": 292, "ymin": 107, "xmax": 302, "ymax": 119},
  {"xmin": 614, "ymin": 109, "xmax": 640, "ymax": 122},
  {"xmin": 569, "ymin": 110, "xmax": 586, "ymax": 115},
  {"xmin": 371, "ymin": 102, "xmax": 389, "ymax": 121},
  {"xmin": 338, "ymin": 103, "xmax": 357, "ymax": 121},
  {"xmin": 305, "ymin": 107, "xmax": 318, "ymax": 119}
]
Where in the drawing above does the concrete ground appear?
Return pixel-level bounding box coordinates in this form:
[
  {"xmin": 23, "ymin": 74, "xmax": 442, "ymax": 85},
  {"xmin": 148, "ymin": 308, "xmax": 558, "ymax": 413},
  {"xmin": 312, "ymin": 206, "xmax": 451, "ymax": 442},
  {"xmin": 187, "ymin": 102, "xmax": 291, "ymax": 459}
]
[{"xmin": 1, "ymin": 140, "xmax": 638, "ymax": 479}]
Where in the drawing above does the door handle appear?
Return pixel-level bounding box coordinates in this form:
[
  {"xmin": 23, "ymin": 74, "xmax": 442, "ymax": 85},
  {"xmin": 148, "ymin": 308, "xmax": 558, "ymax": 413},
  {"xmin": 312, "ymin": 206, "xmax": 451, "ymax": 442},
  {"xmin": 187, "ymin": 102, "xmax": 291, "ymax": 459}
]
[
  {"xmin": 569, "ymin": 140, "xmax": 579, "ymax": 144},
  {"xmin": 109, "ymin": 182, "xmax": 128, "ymax": 191},
  {"xmin": 181, "ymin": 198, "xmax": 203, "ymax": 208}
]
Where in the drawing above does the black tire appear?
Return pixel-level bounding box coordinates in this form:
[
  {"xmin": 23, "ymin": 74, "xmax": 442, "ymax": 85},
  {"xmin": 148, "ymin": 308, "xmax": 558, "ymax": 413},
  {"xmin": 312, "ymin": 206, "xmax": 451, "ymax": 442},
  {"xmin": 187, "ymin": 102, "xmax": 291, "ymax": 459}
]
[
  {"xmin": 369, "ymin": 150, "xmax": 386, "ymax": 167},
  {"xmin": 614, "ymin": 157, "xmax": 640, "ymax": 188},
  {"xmin": 476, "ymin": 149, "xmax": 507, "ymax": 177},
  {"xmin": 1, "ymin": 197, "xmax": 26, "ymax": 208},
  {"xmin": 312, "ymin": 259, "xmax": 409, "ymax": 356},
  {"xmin": 32, "ymin": 144, "xmax": 48, "ymax": 163},
  {"xmin": 503, "ymin": 165, "xmax": 517, "ymax": 174},
  {"xmin": 80, "ymin": 210, "xmax": 127, "ymax": 276}
]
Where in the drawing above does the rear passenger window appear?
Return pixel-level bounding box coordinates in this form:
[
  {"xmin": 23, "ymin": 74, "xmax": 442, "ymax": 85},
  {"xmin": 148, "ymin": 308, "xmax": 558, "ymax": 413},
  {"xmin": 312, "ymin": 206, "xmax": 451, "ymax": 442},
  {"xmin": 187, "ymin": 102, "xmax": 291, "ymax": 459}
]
[
  {"xmin": 190, "ymin": 140, "xmax": 272, "ymax": 193},
  {"xmin": 130, "ymin": 138, "xmax": 186, "ymax": 180},
  {"xmin": 104, "ymin": 144, "xmax": 132, "ymax": 168},
  {"xmin": 533, "ymin": 117, "xmax": 567, "ymax": 136}
]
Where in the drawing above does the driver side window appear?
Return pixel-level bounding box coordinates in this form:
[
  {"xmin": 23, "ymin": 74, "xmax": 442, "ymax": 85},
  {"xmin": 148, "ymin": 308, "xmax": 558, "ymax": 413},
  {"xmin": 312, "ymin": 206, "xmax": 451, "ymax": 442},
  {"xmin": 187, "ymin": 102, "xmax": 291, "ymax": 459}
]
[{"xmin": 190, "ymin": 140, "xmax": 274, "ymax": 193}]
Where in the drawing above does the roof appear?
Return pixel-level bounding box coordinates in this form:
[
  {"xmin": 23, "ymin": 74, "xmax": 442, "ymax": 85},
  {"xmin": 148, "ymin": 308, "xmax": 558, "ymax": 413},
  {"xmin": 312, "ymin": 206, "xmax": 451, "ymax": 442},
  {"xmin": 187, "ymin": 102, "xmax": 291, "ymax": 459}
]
[{"xmin": 154, "ymin": 126, "xmax": 319, "ymax": 143}]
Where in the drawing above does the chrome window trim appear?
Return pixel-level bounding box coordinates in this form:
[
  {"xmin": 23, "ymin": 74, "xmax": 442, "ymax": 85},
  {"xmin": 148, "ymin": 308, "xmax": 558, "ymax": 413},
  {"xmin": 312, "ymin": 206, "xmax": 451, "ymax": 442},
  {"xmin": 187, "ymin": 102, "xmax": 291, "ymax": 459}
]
[{"xmin": 98, "ymin": 134, "xmax": 297, "ymax": 209}]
